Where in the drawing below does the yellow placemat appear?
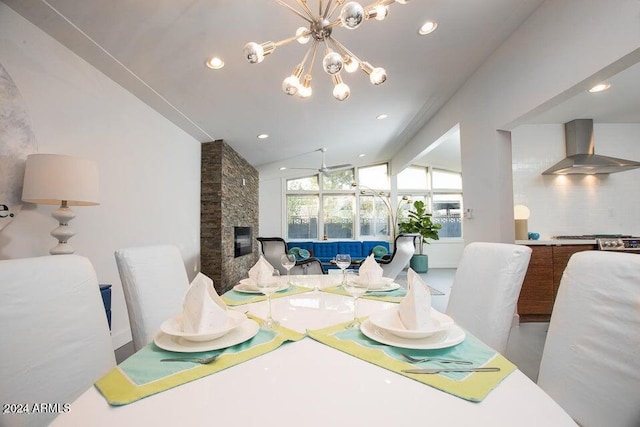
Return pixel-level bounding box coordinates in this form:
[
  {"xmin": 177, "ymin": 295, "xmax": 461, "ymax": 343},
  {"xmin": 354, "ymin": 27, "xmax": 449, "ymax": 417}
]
[
  {"xmin": 307, "ymin": 320, "xmax": 516, "ymax": 402},
  {"xmin": 95, "ymin": 316, "xmax": 305, "ymax": 405},
  {"xmin": 221, "ymin": 284, "xmax": 312, "ymax": 306}
]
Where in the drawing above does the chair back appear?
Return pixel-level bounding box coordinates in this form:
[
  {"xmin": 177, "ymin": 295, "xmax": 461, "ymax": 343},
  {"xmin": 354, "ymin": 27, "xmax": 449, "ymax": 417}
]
[
  {"xmin": 537, "ymin": 251, "xmax": 640, "ymax": 427},
  {"xmin": 0, "ymin": 255, "xmax": 115, "ymax": 427},
  {"xmin": 380, "ymin": 234, "xmax": 417, "ymax": 280},
  {"xmin": 115, "ymin": 244, "xmax": 189, "ymax": 351},
  {"xmin": 290, "ymin": 257, "xmax": 325, "ymax": 275},
  {"xmin": 446, "ymin": 242, "xmax": 531, "ymax": 353},
  {"xmin": 257, "ymin": 237, "xmax": 288, "ymax": 274}
]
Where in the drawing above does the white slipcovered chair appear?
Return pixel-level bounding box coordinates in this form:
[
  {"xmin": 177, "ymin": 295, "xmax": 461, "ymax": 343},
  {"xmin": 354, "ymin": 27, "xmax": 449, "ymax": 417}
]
[
  {"xmin": 378, "ymin": 234, "xmax": 418, "ymax": 280},
  {"xmin": 115, "ymin": 244, "xmax": 189, "ymax": 351},
  {"xmin": 537, "ymin": 251, "xmax": 640, "ymax": 427},
  {"xmin": 446, "ymin": 242, "xmax": 532, "ymax": 353},
  {"xmin": 0, "ymin": 255, "xmax": 115, "ymax": 427}
]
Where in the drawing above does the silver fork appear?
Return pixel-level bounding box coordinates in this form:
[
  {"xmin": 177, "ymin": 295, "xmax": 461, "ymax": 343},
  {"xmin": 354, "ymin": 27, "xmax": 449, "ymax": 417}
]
[
  {"xmin": 160, "ymin": 354, "xmax": 220, "ymax": 364},
  {"xmin": 400, "ymin": 352, "xmax": 473, "ymax": 365}
]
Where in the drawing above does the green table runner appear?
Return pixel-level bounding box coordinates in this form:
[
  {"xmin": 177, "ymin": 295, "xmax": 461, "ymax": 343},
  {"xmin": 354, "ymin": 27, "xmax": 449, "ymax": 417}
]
[
  {"xmin": 307, "ymin": 320, "xmax": 516, "ymax": 402},
  {"xmin": 221, "ymin": 284, "xmax": 312, "ymax": 306},
  {"xmin": 322, "ymin": 285, "xmax": 408, "ymax": 303},
  {"xmin": 95, "ymin": 317, "xmax": 305, "ymax": 405}
]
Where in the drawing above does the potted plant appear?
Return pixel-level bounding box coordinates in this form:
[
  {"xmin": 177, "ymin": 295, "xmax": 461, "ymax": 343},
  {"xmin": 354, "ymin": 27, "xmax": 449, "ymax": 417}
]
[{"xmin": 398, "ymin": 200, "xmax": 441, "ymax": 273}]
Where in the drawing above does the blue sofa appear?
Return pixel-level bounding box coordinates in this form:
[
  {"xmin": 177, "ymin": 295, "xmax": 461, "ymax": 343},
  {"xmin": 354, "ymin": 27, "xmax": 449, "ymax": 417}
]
[{"xmin": 287, "ymin": 240, "xmax": 390, "ymax": 269}]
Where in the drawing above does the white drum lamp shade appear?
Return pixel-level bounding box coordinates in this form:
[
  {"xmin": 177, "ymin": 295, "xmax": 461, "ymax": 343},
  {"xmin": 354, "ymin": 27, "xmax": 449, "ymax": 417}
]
[{"xmin": 22, "ymin": 154, "xmax": 99, "ymax": 254}]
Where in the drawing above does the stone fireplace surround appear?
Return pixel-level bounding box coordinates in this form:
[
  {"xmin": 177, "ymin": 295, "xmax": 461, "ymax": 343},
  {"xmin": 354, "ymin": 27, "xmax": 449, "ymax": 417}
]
[{"xmin": 201, "ymin": 140, "xmax": 259, "ymax": 293}]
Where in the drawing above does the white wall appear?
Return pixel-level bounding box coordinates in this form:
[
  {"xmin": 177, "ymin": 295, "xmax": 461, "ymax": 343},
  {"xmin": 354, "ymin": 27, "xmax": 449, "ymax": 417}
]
[
  {"xmin": 392, "ymin": 0, "xmax": 640, "ymax": 245},
  {"xmin": 258, "ymin": 177, "xmax": 283, "ymax": 237},
  {"xmin": 0, "ymin": 4, "xmax": 201, "ymax": 349},
  {"xmin": 512, "ymin": 123, "xmax": 640, "ymax": 239}
]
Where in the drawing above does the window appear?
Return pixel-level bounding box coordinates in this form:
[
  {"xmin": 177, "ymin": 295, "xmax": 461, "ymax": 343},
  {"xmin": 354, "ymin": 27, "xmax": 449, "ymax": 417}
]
[
  {"xmin": 359, "ymin": 195, "xmax": 390, "ymax": 237},
  {"xmin": 323, "ymin": 195, "xmax": 354, "ymax": 238},
  {"xmin": 397, "ymin": 167, "xmax": 463, "ymax": 239},
  {"xmin": 286, "ymin": 194, "xmax": 319, "ymax": 239},
  {"xmin": 284, "ymin": 164, "xmax": 463, "ymax": 240}
]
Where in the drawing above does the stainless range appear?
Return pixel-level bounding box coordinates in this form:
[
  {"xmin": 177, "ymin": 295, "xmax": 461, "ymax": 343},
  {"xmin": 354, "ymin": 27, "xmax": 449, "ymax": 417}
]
[{"xmin": 597, "ymin": 237, "xmax": 640, "ymax": 254}]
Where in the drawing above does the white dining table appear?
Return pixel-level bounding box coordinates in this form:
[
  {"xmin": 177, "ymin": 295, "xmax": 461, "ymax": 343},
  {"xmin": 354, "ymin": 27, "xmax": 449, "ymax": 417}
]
[{"xmin": 52, "ymin": 275, "xmax": 576, "ymax": 426}]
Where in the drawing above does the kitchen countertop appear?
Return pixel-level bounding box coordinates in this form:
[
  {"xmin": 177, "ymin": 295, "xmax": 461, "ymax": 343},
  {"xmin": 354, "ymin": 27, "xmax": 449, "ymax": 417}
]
[{"xmin": 516, "ymin": 239, "xmax": 597, "ymax": 246}]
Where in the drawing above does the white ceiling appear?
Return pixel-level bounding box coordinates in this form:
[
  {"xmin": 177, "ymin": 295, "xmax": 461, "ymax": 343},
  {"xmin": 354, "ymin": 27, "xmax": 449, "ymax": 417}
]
[
  {"xmin": 526, "ymin": 57, "xmax": 640, "ymax": 125},
  {"xmin": 4, "ymin": 0, "xmax": 547, "ymax": 178}
]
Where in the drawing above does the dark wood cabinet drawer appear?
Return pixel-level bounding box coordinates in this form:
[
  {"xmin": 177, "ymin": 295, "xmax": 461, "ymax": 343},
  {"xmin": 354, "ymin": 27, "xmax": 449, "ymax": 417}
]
[{"xmin": 517, "ymin": 244, "xmax": 596, "ymax": 322}]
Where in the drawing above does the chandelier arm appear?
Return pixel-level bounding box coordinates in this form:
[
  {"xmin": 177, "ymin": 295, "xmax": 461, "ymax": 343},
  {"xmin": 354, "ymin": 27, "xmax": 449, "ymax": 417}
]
[
  {"xmin": 329, "ymin": 36, "xmax": 362, "ymax": 63},
  {"xmin": 274, "ymin": 32, "xmax": 309, "ymax": 48},
  {"xmin": 322, "ymin": 0, "xmax": 333, "ymax": 18},
  {"xmin": 326, "ymin": 18, "xmax": 344, "ymax": 30},
  {"xmin": 308, "ymin": 40, "xmax": 320, "ymax": 73},
  {"xmin": 327, "ymin": 0, "xmax": 345, "ymax": 20},
  {"xmin": 293, "ymin": 0, "xmax": 315, "ymax": 19},
  {"xmin": 298, "ymin": 43, "xmax": 315, "ymax": 69},
  {"xmin": 276, "ymin": 0, "xmax": 313, "ymax": 23}
]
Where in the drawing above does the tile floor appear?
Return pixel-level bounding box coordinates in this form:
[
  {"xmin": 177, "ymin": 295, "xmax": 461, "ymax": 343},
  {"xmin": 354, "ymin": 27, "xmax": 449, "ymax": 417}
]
[{"xmin": 117, "ymin": 268, "xmax": 549, "ymax": 382}]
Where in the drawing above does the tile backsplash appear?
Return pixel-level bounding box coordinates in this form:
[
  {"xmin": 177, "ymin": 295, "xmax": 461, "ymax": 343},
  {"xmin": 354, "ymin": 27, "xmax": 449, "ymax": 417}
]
[{"xmin": 512, "ymin": 124, "xmax": 640, "ymax": 239}]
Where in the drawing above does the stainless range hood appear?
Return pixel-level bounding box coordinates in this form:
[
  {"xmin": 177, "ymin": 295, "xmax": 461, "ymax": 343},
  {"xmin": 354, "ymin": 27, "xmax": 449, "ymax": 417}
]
[{"xmin": 542, "ymin": 119, "xmax": 640, "ymax": 175}]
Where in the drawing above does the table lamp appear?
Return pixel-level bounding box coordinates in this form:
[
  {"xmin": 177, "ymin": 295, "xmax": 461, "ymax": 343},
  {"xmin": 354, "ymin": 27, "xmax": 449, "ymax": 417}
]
[
  {"xmin": 22, "ymin": 154, "xmax": 99, "ymax": 255},
  {"xmin": 514, "ymin": 204, "xmax": 530, "ymax": 241}
]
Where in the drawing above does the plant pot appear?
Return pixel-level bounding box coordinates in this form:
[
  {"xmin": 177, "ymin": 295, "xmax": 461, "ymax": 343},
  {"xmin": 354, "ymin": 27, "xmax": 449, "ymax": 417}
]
[{"xmin": 410, "ymin": 254, "xmax": 429, "ymax": 273}]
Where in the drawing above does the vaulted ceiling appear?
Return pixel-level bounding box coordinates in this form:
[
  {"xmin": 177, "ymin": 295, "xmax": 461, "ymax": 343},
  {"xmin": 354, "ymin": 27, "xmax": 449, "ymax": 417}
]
[{"xmin": 4, "ymin": 0, "xmax": 550, "ymax": 177}]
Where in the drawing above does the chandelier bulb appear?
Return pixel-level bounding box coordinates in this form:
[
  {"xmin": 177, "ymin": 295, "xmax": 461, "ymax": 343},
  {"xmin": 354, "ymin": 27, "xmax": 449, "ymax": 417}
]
[
  {"xmin": 323, "ymin": 51, "xmax": 344, "ymax": 75},
  {"xmin": 296, "ymin": 27, "xmax": 311, "ymax": 44},
  {"xmin": 332, "ymin": 75, "xmax": 351, "ymax": 101},
  {"xmin": 282, "ymin": 76, "xmax": 300, "ymax": 96},
  {"xmin": 366, "ymin": 5, "xmax": 388, "ymax": 20},
  {"xmin": 396, "ymin": 0, "xmax": 410, "ymax": 4},
  {"xmin": 343, "ymin": 56, "xmax": 359, "ymax": 73},
  {"xmin": 333, "ymin": 82, "xmax": 351, "ymax": 101},
  {"xmin": 243, "ymin": 41, "xmax": 276, "ymax": 64},
  {"xmin": 340, "ymin": 2, "xmax": 365, "ymax": 29},
  {"xmin": 370, "ymin": 67, "xmax": 387, "ymax": 85},
  {"xmin": 298, "ymin": 75, "xmax": 313, "ymax": 99}
]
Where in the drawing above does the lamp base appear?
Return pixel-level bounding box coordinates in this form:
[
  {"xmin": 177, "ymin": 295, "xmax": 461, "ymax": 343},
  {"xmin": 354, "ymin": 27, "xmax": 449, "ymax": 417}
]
[
  {"xmin": 50, "ymin": 203, "xmax": 76, "ymax": 255},
  {"xmin": 515, "ymin": 219, "xmax": 528, "ymax": 241}
]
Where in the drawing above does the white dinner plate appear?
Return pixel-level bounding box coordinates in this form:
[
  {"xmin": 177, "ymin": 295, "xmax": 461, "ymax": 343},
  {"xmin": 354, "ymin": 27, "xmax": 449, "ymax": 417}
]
[
  {"xmin": 154, "ymin": 318, "xmax": 260, "ymax": 353},
  {"xmin": 358, "ymin": 276, "xmax": 395, "ymax": 291},
  {"xmin": 368, "ymin": 307, "xmax": 455, "ymax": 339},
  {"xmin": 160, "ymin": 310, "xmax": 247, "ymax": 342},
  {"xmin": 365, "ymin": 282, "xmax": 401, "ymax": 292},
  {"xmin": 233, "ymin": 280, "xmax": 290, "ymax": 294},
  {"xmin": 360, "ymin": 319, "xmax": 465, "ymax": 350}
]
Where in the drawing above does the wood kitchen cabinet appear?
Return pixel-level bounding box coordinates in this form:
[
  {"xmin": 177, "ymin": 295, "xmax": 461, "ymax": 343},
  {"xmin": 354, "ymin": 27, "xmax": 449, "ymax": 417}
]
[{"xmin": 517, "ymin": 243, "xmax": 596, "ymax": 322}]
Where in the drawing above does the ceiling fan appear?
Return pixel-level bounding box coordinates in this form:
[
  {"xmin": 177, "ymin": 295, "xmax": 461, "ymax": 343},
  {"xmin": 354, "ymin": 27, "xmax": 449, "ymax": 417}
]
[{"xmin": 288, "ymin": 148, "xmax": 352, "ymax": 175}]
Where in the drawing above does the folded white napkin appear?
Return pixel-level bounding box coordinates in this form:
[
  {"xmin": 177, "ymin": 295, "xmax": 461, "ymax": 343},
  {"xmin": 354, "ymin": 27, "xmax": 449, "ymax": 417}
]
[
  {"xmin": 182, "ymin": 273, "xmax": 228, "ymax": 334},
  {"xmin": 358, "ymin": 254, "xmax": 384, "ymax": 285},
  {"xmin": 398, "ymin": 269, "xmax": 433, "ymax": 330},
  {"xmin": 247, "ymin": 256, "xmax": 276, "ymax": 288}
]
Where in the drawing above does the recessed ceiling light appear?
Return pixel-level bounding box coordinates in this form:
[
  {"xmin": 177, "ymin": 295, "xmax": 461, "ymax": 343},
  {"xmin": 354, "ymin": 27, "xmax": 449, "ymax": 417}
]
[
  {"xmin": 376, "ymin": 114, "xmax": 388, "ymax": 120},
  {"xmin": 418, "ymin": 21, "xmax": 438, "ymax": 35},
  {"xmin": 205, "ymin": 57, "xmax": 224, "ymax": 69},
  {"xmin": 359, "ymin": 154, "xmax": 366, "ymax": 157},
  {"xmin": 588, "ymin": 83, "xmax": 611, "ymax": 93},
  {"xmin": 257, "ymin": 134, "xmax": 269, "ymax": 139},
  {"xmin": 279, "ymin": 167, "xmax": 287, "ymax": 170}
]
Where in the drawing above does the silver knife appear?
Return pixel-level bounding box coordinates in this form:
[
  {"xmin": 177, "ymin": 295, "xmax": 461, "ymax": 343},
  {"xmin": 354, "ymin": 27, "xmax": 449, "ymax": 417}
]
[{"xmin": 402, "ymin": 367, "xmax": 501, "ymax": 374}]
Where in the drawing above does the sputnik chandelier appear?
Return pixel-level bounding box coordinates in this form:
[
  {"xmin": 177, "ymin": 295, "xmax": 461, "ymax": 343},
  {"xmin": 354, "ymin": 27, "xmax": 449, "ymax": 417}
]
[{"xmin": 243, "ymin": 0, "xmax": 411, "ymax": 101}]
